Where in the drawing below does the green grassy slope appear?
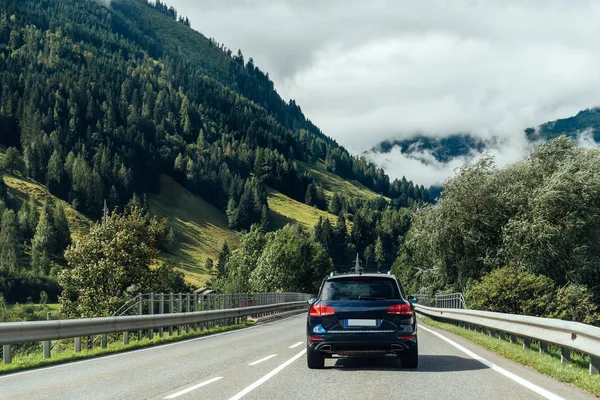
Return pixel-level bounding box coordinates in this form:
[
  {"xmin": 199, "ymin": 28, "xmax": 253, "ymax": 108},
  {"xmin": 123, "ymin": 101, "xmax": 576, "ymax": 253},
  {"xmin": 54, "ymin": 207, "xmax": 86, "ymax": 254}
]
[
  {"xmin": 2, "ymin": 175, "xmax": 92, "ymax": 241},
  {"xmin": 297, "ymin": 160, "xmax": 389, "ymax": 202},
  {"xmin": 148, "ymin": 175, "xmax": 240, "ymax": 287},
  {"xmin": 0, "ymin": 150, "xmax": 92, "ymax": 243},
  {"xmin": 267, "ymin": 187, "xmax": 337, "ymax": 231}
]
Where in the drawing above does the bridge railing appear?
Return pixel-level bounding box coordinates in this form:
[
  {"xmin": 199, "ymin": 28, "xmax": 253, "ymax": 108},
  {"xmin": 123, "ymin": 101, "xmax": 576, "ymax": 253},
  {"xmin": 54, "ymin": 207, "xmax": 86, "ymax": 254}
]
[
  {"xmin": 414, "ymin": 303, "xmax": 600, "ymax": 375},
  {"xmin": 0, "ymin": 292, "xmax": 310, "ymax": 365}
]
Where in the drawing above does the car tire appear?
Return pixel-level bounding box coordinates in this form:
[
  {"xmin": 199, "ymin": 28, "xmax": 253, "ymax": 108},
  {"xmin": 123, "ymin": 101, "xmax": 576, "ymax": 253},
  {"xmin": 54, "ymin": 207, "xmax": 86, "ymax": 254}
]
[
  {"xmin": 400, "ymin": 342, "xmax": 418, "ymax": 368},
  {"xmin": 307, "ymin": 346, "xmax": 325, "ymax": 369}
]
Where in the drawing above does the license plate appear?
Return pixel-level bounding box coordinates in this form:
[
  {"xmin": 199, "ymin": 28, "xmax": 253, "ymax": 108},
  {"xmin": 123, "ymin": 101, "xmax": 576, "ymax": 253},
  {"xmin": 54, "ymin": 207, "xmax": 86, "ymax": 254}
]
[{"xmin": 345, "ymin": 319, "xmax": 377, "ymax": 327}]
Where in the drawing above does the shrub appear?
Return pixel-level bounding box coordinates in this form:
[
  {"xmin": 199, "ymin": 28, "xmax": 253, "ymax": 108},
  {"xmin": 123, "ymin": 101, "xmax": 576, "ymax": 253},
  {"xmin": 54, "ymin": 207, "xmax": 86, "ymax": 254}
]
[
  {"xmin": 549, "ymin": 283, "xmax": 600, "ymax": 326},
  {"xmin": 466, "ymin": 266, "xmax": 556, "ymax": 316}
]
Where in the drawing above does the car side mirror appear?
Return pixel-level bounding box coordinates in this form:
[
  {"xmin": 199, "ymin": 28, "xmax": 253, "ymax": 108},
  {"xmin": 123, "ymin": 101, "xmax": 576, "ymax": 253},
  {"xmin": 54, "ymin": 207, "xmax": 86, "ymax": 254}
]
[
  {"xmin": 408, "ymin": 295, "xmax": 418, "ymax": 304},
  {"xmin": 307, "ymin": 297, "xmax": 317, "ymax": 306}
]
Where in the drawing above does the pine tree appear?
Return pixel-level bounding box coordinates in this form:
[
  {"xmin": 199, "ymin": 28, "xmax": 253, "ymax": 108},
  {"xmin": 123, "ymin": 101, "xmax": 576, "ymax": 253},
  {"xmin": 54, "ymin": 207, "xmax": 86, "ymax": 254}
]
[
  {"xmin": 329, "ymin": 193, "xmax": 343, "ymax": 215},
  {"xmin": 31, "ymin": 206, "xmax": 56, "ymax": 275},
  {"xmin": 0, "ymin": 209, "xmax": 19, "ymax": 275},
  {"xmin": 216, "ymin": 242, "xmax": 230, "ymax": 278},
  {"xmin": 47, "ymin": 150, "xmax": 65, "ymax": 196},
  {"xmin": 52, "ymin": 202, "xmax": 71, "ymax": 254},
  {"xmin": 226, "ymin": 198, "xmax": 238, "ymax": 228},
  {"xmin": 374, "ymin": 236, "xmax": 384, "ymax": 272},
  {"xmin": 235, "ymin": 188, "xmax": 254, "ymax": 230},
  {"xmin": 259, "ymin": 205, "xmax": 269, "ymax": 232},
  {"xmin": 3, "ymin": 147, "xmax": 24, "ymax": 174},
  {"xmin": 305, "ymin": 183, "xmax": 316, "ymax": 206},
  {"xmin": 17, "ymin": 195, "xmax": 38, "ymax": 241}
]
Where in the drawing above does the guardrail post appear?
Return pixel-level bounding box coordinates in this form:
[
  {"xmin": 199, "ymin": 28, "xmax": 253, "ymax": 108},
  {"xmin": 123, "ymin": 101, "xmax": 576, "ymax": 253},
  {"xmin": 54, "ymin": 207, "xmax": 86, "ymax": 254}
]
[
  {"xmin": 177, "ymin": 293, "xmax": 182, "ymax": 335},
  {"xmin": 590, "ymin": 356, "xmax": 600, "ymax": 375},
  {"xmin": 159, "ymin": 293, "xmax": 164, "ymax": 337},
  {"xmin": 221, "ymin": 294, "xmax": 225, "ymax": 325},
  {"xmin": 561, "ymin": 347, "xmax": 570, "ymax": 364},
  {"xmin": 3, "ymin": 344, "xmax": 11, "ymax": 364},
  {"xmin": 149, "ymin": 293, "xmax": 154, "ymax": 340},
  {"xmin": 185, "ymin": 293, "xmax": 191, "ymax": 334},
  {"xmin": 233, "ymin": 293, "xmax": 238, "ymax": 325},
  {"xmin": 523, "ymin": 337, "xmax": 531, "ymax": 350},
  {"xmin": 137, "ymin": 293, "xmax": 143, "ymax": 341},
  {"xmin": 43, "ymin": 340, "xmax": 51, "ymax": 359},
  {"xmin": 101, "ymin": 334, "xmax": 107, "ymax": 349},
  {"xmin": 200, "ymin": 295, "xmax": 205, "ymax": 330},
  {"xmin": 43, "ymin": 312, "xmax": 51, "ymax": 359},
  {"xmin": 539, "ymin": 341, "xmax": 548, "ymax": 354},
  {"xmin": 207, "ymin": 294, "xmax": 212, "ymax": 329},
  {"xmin": 509, "ymin": 334, "xmax": 517, "ymax": 344},
  {"xmin": 75, "ymin": 337, "xmax": 81, "ymax": 352},
  {"xmin": 169, "ymin": 293, "xmax": 174, "ymax": 336},
  {"xmin": 499, "ymin": 331, "xmax": 506, "ymax": 341},
  {"xmin": 193, "ymin": 293, "xmax": 198, "ymax": 331}
]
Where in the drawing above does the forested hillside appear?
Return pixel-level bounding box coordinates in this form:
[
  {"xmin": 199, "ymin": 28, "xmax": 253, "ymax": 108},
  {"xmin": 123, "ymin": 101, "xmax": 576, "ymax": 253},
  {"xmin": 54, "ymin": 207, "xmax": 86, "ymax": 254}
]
[{"xmin": 0, "ymin": 0, "xmax": 428, "ymax": 297}]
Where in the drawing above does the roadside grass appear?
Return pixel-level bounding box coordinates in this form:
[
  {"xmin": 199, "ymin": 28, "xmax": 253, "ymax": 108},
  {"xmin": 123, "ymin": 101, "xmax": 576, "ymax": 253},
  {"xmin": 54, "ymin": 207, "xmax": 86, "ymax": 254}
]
[
  {"xmin": 0, "ymin": 321, "xmax": 255, "ymax": 375},
  {"xmin": 296, "ymin": 160, "xmax": 389, "ymax": 202},
  {"xmin": 419, "ymin": 317, "xmax": 600, "ymax": 397},
  {"xmin": 148, "ymin": 175, "xmax": 240, "ymax": 287},
  {"xmin": 267, "ymin": 187, "xmax": 337, "ymax": 231}
]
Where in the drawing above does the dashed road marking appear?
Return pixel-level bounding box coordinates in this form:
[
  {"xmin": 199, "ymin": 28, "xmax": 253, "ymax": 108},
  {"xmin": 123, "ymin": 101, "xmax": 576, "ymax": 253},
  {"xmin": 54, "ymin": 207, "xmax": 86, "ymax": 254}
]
[
  {"xmin": 229, "ymin": 350, "xmax": 306, "ymax": 400},
  {"xmin": 289, "ymin": 341, "xmax": 304, "ymax": 349},
  {"xmin": 248, "ymin": 354, "xmax": 278, "ymax": 366},
  {"xmin": 164, "ymin": 377, "xmax": 223, "ymax": 399}
]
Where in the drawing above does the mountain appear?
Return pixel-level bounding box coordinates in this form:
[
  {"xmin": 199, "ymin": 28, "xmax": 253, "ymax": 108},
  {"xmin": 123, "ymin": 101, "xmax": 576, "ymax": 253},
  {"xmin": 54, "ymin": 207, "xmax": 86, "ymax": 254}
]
[
  {"xmin": 370, "ymin": 109, "xmax": 600, "ymax": 163},
  {"xmin": 0, "ymin": 0, "xmax": 427, "ymax": 288},
  {"xmin": 372, "ymin": 134, "xmax": 487, "ymax": 164}
]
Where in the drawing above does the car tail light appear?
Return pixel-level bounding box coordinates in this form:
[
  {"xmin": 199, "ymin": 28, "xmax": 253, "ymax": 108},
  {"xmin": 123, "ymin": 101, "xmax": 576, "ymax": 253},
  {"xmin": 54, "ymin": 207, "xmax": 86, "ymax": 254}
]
[
  {"xmin": 309, "ymin": 304, "xmax": 335, "ymax": 317},
  {"xmin": 387, "ymin": 303, "xmax": 412, "ymax": 315},
  {"xmin": 309, "ymin": 335, "xmax": 324, "ymax": 341}
]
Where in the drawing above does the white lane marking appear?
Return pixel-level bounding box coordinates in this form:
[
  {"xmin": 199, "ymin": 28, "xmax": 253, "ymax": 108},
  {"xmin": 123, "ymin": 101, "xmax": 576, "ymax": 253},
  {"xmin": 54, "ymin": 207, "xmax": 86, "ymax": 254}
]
[
  {"xmin": 288, "ymin": 341, "xmax": 303, "ymax": 349},
  {"xmin": 229, "ymin": 349, "xmax": 306, "ymax": 400},
  {"xmin": 419, "ymin": 325, "xmax": 564, "ymax": 400},
  {"xmin": 248, "ymin": 354, "xmax": 278, "ymax": 366},
  {"xmin": 164, "ymin": 377, "xmax": 223, "ymax": 399},
  {"xmin": 0, "ymin": 314, "xmax": 306, "ymax": 380}
]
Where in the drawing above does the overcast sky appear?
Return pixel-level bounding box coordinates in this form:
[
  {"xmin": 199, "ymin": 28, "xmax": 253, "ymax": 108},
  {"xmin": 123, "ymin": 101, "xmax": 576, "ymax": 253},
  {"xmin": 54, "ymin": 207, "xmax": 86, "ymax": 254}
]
[{"xmin": 166, "ymin": 0, "xmax": 600, "ymax": 186}]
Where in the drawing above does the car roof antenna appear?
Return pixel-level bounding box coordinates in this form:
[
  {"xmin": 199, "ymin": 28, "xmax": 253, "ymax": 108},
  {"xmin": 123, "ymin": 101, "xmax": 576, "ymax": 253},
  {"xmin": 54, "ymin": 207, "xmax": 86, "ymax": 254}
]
[{"xmin": 352, "ymin": 253, "xmax": 363, "ymax": 275}]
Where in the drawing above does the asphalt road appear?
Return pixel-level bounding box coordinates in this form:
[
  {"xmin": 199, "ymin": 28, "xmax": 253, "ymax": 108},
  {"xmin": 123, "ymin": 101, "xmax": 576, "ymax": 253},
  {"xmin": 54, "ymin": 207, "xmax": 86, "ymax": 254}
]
[{"xmin": 0, "ymin": 314, "xmax": 594, "ymax": 400}]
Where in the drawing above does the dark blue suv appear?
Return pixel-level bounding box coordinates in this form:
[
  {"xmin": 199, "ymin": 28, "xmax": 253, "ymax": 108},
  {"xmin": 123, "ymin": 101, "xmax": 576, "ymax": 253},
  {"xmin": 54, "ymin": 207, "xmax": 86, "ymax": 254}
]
[{"xmin": 306, "ymin": 273, "xmax": 418, "ymax": 369}]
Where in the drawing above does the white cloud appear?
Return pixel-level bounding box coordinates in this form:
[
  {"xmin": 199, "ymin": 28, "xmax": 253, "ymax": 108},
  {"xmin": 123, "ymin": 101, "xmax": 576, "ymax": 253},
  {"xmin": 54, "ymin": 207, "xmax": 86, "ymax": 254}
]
[
  {"xmin": 167, "ymin": 0, "xmax": 600, "ymax": 183},
  {"xmin": 365, "ymin": 133, "xmax": 532, "ymax": 187},
  {"xmin": 575, "ymin": 129, "xmax": 599, "ymax": 148}
]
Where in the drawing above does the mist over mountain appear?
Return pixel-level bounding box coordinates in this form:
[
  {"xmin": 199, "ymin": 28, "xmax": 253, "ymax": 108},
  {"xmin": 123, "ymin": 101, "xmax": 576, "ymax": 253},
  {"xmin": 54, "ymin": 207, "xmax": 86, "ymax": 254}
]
[{"xmin": 366, "ymin": 109, "xmax": 600, "ymax": 188}]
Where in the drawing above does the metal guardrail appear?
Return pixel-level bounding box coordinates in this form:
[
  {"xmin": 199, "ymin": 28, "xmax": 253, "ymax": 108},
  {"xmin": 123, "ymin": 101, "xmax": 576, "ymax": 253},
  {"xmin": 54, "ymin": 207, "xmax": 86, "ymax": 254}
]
[
  {"xmin": 414, "ymin": 304, "xmax": 600, "ymax": 375},
  {"xmin": 412, "ymin": 293, "xmax": 467, "ymax": 309},
  {"xmin": 0, "ymin": 294, "xmax": 310, "ymax": 365}
]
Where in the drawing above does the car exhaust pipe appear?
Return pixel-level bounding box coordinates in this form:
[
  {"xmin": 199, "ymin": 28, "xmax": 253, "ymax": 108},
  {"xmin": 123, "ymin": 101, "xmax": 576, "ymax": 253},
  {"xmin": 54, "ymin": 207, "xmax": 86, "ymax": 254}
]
[
  {"xmin": 319, "ymin": 345, "xmax": 332, "ymax": 352},
  {"xmin": 391, "ymin": 344, "xmax": 405, "ymax": 351}
]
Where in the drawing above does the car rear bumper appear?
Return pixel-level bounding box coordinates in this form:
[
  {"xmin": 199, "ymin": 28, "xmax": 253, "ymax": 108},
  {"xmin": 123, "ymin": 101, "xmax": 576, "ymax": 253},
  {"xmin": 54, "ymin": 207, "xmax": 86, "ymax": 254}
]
[{"xmin": 308, "ymin": 331, "xmax": 417, "ymax": 355}]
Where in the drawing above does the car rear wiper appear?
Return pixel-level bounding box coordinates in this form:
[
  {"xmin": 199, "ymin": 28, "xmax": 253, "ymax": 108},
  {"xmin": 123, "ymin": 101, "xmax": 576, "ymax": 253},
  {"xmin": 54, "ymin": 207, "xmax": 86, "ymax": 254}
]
[{"xmin": 358, "ymin": 296, "xmax": 385, "ymax": 301}]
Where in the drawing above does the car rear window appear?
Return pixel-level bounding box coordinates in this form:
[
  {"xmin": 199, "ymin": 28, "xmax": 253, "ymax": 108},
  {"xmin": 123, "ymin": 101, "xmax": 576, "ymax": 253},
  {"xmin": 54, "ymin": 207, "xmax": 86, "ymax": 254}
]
[{"xmin": 320, "ymin": 277, "xmax": 401, "ymax": 300}]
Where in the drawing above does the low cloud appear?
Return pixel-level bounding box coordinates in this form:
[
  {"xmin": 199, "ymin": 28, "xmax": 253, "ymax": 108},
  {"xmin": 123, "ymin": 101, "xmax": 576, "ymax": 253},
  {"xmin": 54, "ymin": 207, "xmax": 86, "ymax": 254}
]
[
  {"xmin": 576, "ymin": 129, "xmax": 599, "ymax": 148},
  {"xmin": 365, "ymin": 134, "xmax": 532, "ymax": 187}
]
